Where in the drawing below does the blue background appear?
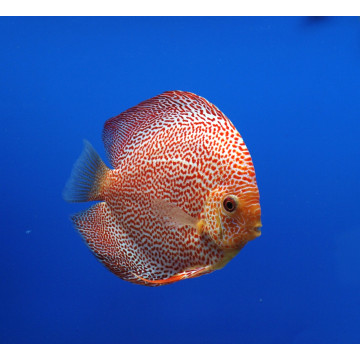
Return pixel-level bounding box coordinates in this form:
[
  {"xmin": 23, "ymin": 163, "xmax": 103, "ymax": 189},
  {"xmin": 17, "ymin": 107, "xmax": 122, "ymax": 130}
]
[{"xmin": 1, "ymin": 16, "xmax": 360, "ymax": 344}]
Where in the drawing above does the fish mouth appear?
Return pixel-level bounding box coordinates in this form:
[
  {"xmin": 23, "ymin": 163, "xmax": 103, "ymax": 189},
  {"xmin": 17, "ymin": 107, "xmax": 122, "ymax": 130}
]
[
  {"xmin": 253, "ymin": 227, "xmax": 262, "ymax": 236},
  {"xmin": 253, "ymin": 221, "xmax": 262, "ymax": 236},
  {"xmin": 228, "ymin": 224, "xmax": 262, "ymax": 246},
  {"xmin": 250, "ymin": 222, "xmax": 262, "ymax": 239}
]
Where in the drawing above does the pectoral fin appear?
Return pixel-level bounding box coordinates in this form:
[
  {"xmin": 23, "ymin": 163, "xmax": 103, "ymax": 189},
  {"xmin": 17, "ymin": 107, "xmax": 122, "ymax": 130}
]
[{"xmin": 150, "ymin": 198, "xmax": 205, "ymax": 234}]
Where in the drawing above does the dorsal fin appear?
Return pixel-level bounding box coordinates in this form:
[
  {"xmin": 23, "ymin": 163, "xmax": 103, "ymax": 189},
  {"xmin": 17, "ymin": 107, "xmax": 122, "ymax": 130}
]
[{"xmin": 102, "ymin": 90, "xmax": 227, "ymax": 168}]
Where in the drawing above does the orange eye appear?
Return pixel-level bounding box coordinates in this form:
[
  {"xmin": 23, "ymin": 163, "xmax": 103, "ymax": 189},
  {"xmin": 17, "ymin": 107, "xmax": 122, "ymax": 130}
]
[{"xmin": 223, "ymin": 196, "xmax": 237, "ymax": 213}]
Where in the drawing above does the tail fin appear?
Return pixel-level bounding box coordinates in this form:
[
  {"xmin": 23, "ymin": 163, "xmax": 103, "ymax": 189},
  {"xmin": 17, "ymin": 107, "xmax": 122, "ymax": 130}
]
[{"xmin": 63, "ymin": 140, "xmax": 109, "ymax": 203}]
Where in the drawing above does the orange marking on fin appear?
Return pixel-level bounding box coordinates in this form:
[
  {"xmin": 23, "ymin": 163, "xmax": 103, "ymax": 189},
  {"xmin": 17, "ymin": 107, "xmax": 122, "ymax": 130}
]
[
  {"xmin": 133, "ymin": 266, "xmax": 213, "ymax": 285},
  {"xmin": 133, "ymin": 273, "xmax": 186, "ymax": 285}
]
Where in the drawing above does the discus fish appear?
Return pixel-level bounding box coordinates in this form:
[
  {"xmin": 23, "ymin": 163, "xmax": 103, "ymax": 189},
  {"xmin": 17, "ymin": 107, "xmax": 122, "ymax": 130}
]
[{"xmin": 63, "ymin": 91, "xmax": 261, "ymax": 286}]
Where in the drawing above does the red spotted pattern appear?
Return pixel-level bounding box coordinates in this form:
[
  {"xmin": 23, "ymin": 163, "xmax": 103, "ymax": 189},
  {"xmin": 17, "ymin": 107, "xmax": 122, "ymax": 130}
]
[{"xmin": 71, "ymin": 91, "xmax": 261, "ymax": 286}]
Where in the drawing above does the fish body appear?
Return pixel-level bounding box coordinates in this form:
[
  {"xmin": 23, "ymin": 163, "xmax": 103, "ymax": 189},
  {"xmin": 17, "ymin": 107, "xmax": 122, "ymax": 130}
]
[{"xmin": 64, "ymin": 91, "xmax": 261, "ymax": 286}]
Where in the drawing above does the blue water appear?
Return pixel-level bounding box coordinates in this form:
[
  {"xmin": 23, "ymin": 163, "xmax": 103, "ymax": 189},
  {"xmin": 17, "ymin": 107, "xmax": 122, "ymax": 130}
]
[{"xmin": 1, "ymin": 16, "xmax": 360, "ymax": 344}]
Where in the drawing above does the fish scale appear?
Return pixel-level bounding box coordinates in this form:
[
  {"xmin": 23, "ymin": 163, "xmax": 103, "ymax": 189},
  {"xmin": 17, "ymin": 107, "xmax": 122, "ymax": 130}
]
[{"xmin": 64, "ymin": 90, "xmax": 261, "ymax": 286}]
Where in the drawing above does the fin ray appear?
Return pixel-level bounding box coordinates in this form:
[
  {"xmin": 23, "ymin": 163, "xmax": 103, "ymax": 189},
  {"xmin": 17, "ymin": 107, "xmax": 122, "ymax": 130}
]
[
  {"xmin": 63, "ymin": 140, "xmax": 109, "ymax": 203},
  {"xmin": 133, "ymin": 265, "xmax": 213, "ymax": 285}
]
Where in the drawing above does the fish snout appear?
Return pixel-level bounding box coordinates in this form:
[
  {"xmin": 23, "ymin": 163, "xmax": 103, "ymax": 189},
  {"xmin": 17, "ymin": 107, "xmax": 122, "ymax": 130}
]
[
  {"xmin": 246, "ymin": 204, "xmax": 262, "ymax": 240},
  {"xmin": 251, "ymin": 220, "xmax": 262, "ymax": 238}
]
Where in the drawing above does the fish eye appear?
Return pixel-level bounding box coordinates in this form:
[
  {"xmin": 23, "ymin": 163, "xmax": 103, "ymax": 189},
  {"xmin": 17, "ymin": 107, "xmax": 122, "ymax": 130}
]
[{"xmin": 223, "ymin": 196, "xmax": 238, "ymax": 213}]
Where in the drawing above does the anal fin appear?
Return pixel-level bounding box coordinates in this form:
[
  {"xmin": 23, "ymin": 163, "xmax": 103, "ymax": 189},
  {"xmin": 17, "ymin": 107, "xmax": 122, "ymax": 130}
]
[
  {"xmin": 71, "ymin": 202, "xmax": 148, "ymax": 285},
  {"xmin": 133, "ymin": 265, "xmax": 214, "ymax": 285}
]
